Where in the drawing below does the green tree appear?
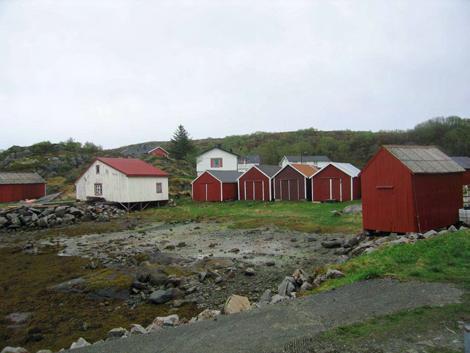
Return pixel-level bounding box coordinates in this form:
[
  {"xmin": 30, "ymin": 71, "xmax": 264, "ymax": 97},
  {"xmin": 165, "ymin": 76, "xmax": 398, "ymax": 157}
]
[{"xmin": 169, "ymin": 125, "xmax": 194, "ymax": 160}]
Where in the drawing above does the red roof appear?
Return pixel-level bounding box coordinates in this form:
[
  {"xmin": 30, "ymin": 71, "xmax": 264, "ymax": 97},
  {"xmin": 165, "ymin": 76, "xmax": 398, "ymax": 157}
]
[{"xmin": 97, "ymin": 157, "xmax": 168, "ymax": 177}]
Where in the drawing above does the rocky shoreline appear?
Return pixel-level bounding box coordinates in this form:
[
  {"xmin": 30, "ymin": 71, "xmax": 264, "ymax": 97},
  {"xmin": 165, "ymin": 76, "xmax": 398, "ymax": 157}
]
[{"xmin": 0, "ymin": 204, "xmax": 126, "ymax": 231}]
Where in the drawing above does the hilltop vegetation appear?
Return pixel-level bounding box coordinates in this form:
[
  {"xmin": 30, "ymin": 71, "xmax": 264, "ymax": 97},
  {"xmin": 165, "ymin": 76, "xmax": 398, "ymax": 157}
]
[{"xmin": 0, "ymin": 116, "xmax": 469, "ymax": 197}]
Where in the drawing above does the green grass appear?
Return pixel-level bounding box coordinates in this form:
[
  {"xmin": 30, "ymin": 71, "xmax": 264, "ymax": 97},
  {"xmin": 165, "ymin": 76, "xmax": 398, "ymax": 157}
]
[
  {"xmin": 317, "ymin": 230, "xmax": 470, "ymax": 291},
  {"xmin": 141, "ymin": 199, "xmax": 362, "ymax": 233}
]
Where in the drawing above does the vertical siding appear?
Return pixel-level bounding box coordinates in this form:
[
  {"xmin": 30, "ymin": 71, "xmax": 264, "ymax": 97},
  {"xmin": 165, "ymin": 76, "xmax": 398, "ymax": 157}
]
[
  {"xmin": 361, "ymin": 148, "xmax": 416, "ymax": 233},
  {"xmin": 311, "ymin": 165, "xmax": 352, "ymax": 202},
  {"xmin": 0, "ymin": 183, "xmax": 46, "ymax": 202},
  {"xmin": 462, "ymin": 171, "xmax": 470, "ymax": 185},
  {"xmin": 192, "ymin": 172, "xmax": 221, "ymax": 202},
  {"xmin": 273, "ymin": 166, "xmax": 306, "ymax": 201},
  {"xmin": 412, "ymin": 173, "xmax": 463, "ymax": 232},
  {"xmin": 239, "ymin": 168, "xmax": 270, "ymax": 201},
  {"xmin": 222, "ymin": 183, "xmax": 238, "ymax": 201}
]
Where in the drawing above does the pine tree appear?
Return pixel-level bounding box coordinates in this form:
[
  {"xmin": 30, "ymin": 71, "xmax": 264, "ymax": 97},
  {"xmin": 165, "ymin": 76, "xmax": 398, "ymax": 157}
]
[{"xmin": 169, "ymin": 125, "xmax": 194, "ymax": 160}]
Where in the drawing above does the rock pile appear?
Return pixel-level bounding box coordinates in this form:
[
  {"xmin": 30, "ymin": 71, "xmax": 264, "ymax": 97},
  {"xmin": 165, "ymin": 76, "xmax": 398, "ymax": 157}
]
[
  {"xmin": 0, "ymin": 203, "xmax": 126, "ymax": 231},
  {"xmin": 321, "ymin": 224, "xmax": 467, "ymax": 258}
]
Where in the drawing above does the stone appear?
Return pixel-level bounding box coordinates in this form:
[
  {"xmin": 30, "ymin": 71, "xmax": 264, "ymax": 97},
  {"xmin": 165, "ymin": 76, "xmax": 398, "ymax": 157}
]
[
  {"xmin": 37, "ymin": 217, "xmax": 48, "ymax": 228},
  {"xmin": 228, "ymin": 248, "xmax": 240, "ymax": 253},
  {"xmin": 164, "ymin": 244, "xmax": 176, "ymax": 250},
  {"xmin": 0, "ymin": 216, "xmax": 8, "ymax": 227},
  {"xmin": 5, "ymin": 312, "xmax": 31, "ymax": 326},
  {"xmin": 325, "ymin": 269, "xmax": 345, "ymax": 279},
  {"xmin": 278, "ymin": 276, "xmax": 296, "ymax": 297},
  {"xmin": 321, "ymin": 240, "xmax": 343, "ymax": 248},
  {"xmin": 36, "ymin": 350, "xmax": 53, "ymax": 353},
  {"xmin": 343, "ymin": 204, "xmax": 362, "ymax": 214},
  {"xmin": 422, "ymin": 230, "xmax": 438, "ymax": 239},
  {"xmin": 69, "ymin": 337, "xmax": 91, "ymax": 349},
  {"xmin": 68, "ymin": 207, "xmax": 84, "ymax": 217},
  {"xmin": 265, "ymin": 261, "xmax": 275, "ymax": 267},
  {"xmin": 270, "ymin": 294, "xmax": 288, "ymax": 304},
  {"xmin": 1, "ymin": 348, "xmax": 28, "ymax": 353},
  {"xmin": 292, "ymin": 269, "xmax": 309, "ymax": 284},
  {"xmin": 54, "ymin": 206, "xmax": 69, "ymax": 217},
  {"xmin": 448, "ymin": 225, "xmax": 458, "ymax": 232},
  {"xmin": 63, "ymin": 214, "xmax": 75, "ymax": 224},
  {"xmin": 193, "ymin": 309, "xmax": 220, "ymax": 322},
  {"xmin": 244, "ymin": 268, "xmax": 255, "ymax": 276},
  {"xmin": 148, "ymin": 288, "xmax": 181, "ymax": 304},
  {"xmin": 223, "ymin": 295, "xmax": 251, "ymax": 314},
  {"xmin": 259, "ymin": 289, "xmax": 272, "ymax": 305},
  {"xmin": 107, "ymin": 327, "xmax": 128, "ymax": 339},
  {"xmin": 459, "ymin": 225, "xmax": 468, "ymax": 231},
  {"xmin": 147, "ymin": 272, "xmax": 168, "ymax": 286},
  {"xmin": 176, "ymin": 242, "xmax": 187, "ymax": 248},
  {"xmin": 198, "ymin": 271, "xmax": 207, "ymax": 282},
  {"xmin": 331, "ymin": 210, "xmax": 342, "ymax": 217},
  {"xmin": 153, "ymin": 314, "xmax": 179, "ymax": 327},
  {"xmin": 130, "ymin": 324, "xmax": 147, "ymax": 335},
  {"xmin": 300, "ymin": 282, "xmax": 313, "ymax": 291}
]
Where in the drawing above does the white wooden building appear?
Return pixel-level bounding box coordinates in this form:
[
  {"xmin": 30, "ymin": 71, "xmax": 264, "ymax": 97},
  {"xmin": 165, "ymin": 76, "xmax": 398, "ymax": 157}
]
[
  {"xmin": 196, "ymin": 147, "xmax": 239, "ymax": 175},
  {"xmin": 75, "ymin": 157, "xmax": 169, "ymax": 206}
]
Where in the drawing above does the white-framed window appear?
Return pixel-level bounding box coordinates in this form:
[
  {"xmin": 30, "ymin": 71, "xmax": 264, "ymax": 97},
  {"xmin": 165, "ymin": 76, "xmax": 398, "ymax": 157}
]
[
  {"xmin": 156, "ymin": 182, "xmax": 163, "ymax": 194},
  {"xmin": 96, "ymin": 165, "xmax": 100, "ymax": 174},
  {"xmin": 94, "ymin": 183, "xmax": 103, "ymax": 196},
  {"xmin": 211, "ymin": 158, "xmax": 223, "ymax": 168}
]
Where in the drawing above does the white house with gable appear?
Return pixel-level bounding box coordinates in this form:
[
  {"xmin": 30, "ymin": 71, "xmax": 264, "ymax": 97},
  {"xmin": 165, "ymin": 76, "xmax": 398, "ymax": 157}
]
[
  {"xmin": 196, "ymin": 147, "xmax": 239, "ymax": 175},
  {"xmin": 75, "ymin": 157, "xmax": 169, "ymax": 205}
]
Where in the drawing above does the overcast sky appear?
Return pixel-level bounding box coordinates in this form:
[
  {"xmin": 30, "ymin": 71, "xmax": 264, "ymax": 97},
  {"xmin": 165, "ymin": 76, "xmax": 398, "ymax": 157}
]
[{"xmin": 0, "ymin": 0, "xmax": 469, "ymax": 149}]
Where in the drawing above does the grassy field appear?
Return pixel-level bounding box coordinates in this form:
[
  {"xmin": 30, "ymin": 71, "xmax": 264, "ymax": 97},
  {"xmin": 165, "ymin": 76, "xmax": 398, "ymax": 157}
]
[
  {"xmin": 142, "ymin": 199, "xmax": 363, "ymax": 233},
  {"xmin": 309, "ymin": 230, "xmax": 470, "ymax": 352}
]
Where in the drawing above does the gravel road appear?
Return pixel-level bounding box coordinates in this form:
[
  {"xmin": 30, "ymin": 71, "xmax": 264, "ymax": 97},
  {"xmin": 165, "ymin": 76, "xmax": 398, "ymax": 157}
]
[{"xmin": 68, "ymin": 279, "xmax": 462, "ymax": 353}]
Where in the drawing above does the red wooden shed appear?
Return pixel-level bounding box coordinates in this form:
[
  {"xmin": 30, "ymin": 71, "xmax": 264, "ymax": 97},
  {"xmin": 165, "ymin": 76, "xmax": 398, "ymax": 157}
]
[
  {"xmin": 192, "ymin": 170, "xmax": 242, "ymax": 202},
  {"xmin": 311, "ymin": 163, "xmax": 361, "ymax": 202},
  {"xmin": 238, "ymin": 165, "xmax": 281, "ymax": 201},
  {"xmin": 0, "ymin": 172, "xmax": 46, "ymax": 203},
  {"xmin": 273, "ymin": 164, "xmax": 318, "ymax": 201},
  {"xmin": 362, "ymin": 145, "xmax": 464, "ymax": 234},
  {"xmin": 148, "ymin": 146, "xmax": 169, "ymax": 158}
]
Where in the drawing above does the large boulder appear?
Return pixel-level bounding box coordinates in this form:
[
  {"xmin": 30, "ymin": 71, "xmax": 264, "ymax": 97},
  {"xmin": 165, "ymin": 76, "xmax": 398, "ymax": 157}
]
[
  {"xmin": 0, "ymin": 216, "xmax": 8, "ymax": 227},
  {"xmin": 107, "ymin": 327, "xmax": 128, "ymax": 339},
  {"xmin": 278, "ymin": 276, "xmax": 296, "ymax": 297},
  {"xmin": 223, "ymin": 295, "xmax": 251, "ymax": 314},
  {"xmin": 54, "ymin": 206, "xmax": 69, "ymax": 217},
  {"xmin": 321, "ymin": 240, "xmax": 343, "ymax": 249}
]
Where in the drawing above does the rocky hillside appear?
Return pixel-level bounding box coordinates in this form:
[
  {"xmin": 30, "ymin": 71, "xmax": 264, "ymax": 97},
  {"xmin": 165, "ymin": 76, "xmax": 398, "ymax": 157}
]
[{"xmin": 0, "ymin": 116, "xmax": 469, "ymax": 199}]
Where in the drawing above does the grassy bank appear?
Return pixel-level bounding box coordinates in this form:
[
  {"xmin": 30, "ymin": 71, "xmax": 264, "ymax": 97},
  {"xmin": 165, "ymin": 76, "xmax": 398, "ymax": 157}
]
[
  {"xmin": 308, "ymin": 230, "xmax": 470, "ymax": 352},
  {"xmin": 142, "ymin": 199, "xmax": 362, "ymax": 233}
]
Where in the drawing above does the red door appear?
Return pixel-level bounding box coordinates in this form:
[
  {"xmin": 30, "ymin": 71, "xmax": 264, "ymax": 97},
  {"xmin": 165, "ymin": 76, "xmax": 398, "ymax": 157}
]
[{"xmin": 254, "ymin": 181, "xmax": 263, "ymax": 200}]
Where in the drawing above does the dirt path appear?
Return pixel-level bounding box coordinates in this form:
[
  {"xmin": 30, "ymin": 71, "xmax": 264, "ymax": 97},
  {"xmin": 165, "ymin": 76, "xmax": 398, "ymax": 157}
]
[{"xmin": 68, "ymin": 279, "xmax": 463, "ymax": 353}]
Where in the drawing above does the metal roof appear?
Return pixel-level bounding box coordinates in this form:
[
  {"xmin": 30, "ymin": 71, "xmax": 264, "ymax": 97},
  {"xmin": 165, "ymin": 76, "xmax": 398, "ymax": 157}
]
[
  {"xmin": 207, "ymin": 170, "xmax": 243, "ymax": 183},
  {"xmin": 284, "ymin": 155, "xmax": 331, "ymax": 163},
  {"xmin": 324, "ymin": 162, "xmax": 361, "ymax": 177},
  {"xmin": 451, "ymin": 156, "xmax": 470, "ymax": 170},
  {"xmin": 0, "ymin": 172, "xmax": 45, "ymax": 185},
  {"xmin": 256, "ymin": 165, "xmax": 281, "ymax": 177},
  {"xmin": 198, "ymin": 146, "xmax": 239, "ymax": 158},
  {"xmin": 239, "ymin": 155, "xmax": 261, "ymax": 164},
  {"xmin": 384, "ymin": 145, "xmax": 465, "ymax": 174}
]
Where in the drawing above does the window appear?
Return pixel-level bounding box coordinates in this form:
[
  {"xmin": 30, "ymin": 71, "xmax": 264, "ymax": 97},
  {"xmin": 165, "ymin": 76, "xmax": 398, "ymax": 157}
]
[
  {"xmin": 156, "ymin": 182, "xmax": 163, "ymax": 194},
  {"xmin": 96, "ymin": 165, "xmax": 100, "ymax": 174},
  {"xmin": 210, "ymin": 158, "xmax": 223, "ymax": 168},
  {"xmin": 94, "ymin": 183, "xmax": 103, "ymax": 196}
]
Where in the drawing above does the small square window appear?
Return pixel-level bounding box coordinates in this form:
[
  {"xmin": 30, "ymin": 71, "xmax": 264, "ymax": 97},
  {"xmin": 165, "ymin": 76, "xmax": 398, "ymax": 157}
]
[
  {"xmin": 96, "ymin": 165, "xmax": 100, "ymax": 174},
  {"xmin": 156, "ymin": 182, "xmax": 163, "ymax": 194},
  {"xmin": 211, "ymin": 158, "xmax": 223, "ymax": 168},
  {"xmin": 94, "ymin": 183, "xmax": 103, "ymax": 196}
]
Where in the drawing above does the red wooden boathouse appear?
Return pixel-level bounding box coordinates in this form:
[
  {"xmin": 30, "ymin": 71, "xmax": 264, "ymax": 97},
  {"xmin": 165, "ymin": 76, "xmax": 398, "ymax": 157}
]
[
  {"xmin": 273, "ymin": 164, "xmax": 318, "ymax": 201},
  {"xmin": 192, "ymin": 170, "xmax": 242, "ymax": 202},
  {"xmin": 311, "ymin": 163, "xmax": 361, "ymax": 202},
  {"xmin": 361, "ymin": 145, "xmax": 464, "ymax": 233},
  {"xmin": 147, "ymin": 146, "xmax": 169, "ymax": 158},
  {"xmin": 0, "ymin": 172, "xmax": 46, "ymax": 203},
  {"xmin": 238, "ymin": 165, "xmax": 281, "ymax": 201}
]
